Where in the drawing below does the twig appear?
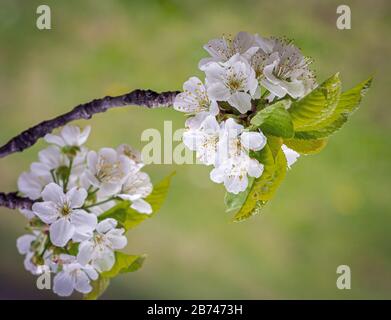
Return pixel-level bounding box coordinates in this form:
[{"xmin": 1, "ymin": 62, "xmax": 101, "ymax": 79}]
[
  {"xmin": 0, "ymin": 89, "xmax": 179, "ymax": 159},
  {"xmin": 0, "ymin": 192, "xmax": 33, "ymax": 210},
  {"xmin": 0, "ymin": 88, "xmax": 180, "ymax": 210}
]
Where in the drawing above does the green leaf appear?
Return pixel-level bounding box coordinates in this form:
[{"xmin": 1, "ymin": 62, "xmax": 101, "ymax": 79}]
[
  {"xmin": 98, "ymin": 171, "xmax": 175, "ymax": 230},
  {"xmin": 83, "ymin": 276, "xmax": 110, "ymax": 300},
  {"xmin": 294, "ymin": 77, "xmax": 373, "ymax": 139},
  {"xmin": 233, "ymin": 144, "xmax": 287, "ymax": 222},
  {"xmin": 284, "ymin": 138, "xmax": 328, "ymax": 155},
  {"xmin": 250, "ymin": 100, "xmax": 294, "ymax": 138},
  {"xmin": 289, "ymin": 73, "xmax": 341, "ymax": 130},
  {"xmin": 101, "ymin": 252, "xmax": 146, "ymax": 279}
]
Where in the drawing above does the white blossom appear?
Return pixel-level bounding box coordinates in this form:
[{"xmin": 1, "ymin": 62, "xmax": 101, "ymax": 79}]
[
  {"xmin": 199, "ymin": 31, "xmax": 259, "ymax": 70},
  {"xmin": 210, "ymin": 154, "xmax": 264, "ymax": 194},
  {"xmin": 118, "ymin": 171, "xmax": 153, "ymax": 214},
  {"xmin": 182, "ymin": 115, "xmax": 220, "ymax": 166},
  {"xmin": 205, "ymin": 54, "xmax": 259, "ymax": 114},
  {"xmin": 53, "ymin": 254, "xmax": 98, "ymax": 297},
  {"xmin": 32, "ymin": 183, "xmax": 97, "ymax": 247},
  {"xmin": 210, "ymin": 118, "xmax": 266, "ymax": 194},
  {"xmin": 85, "ymin": 148, "xmax": 133, "ymax": 196},
  {"xmin": 77, "ymin": 218, "xmax": 127, "ymax": 272},
  {"xmin": 260, "ymin": 38, "xmax": 316, "ymax": 100},
  {"xmin": 216, "ymin": 118, "xmax": 266, "ymax": 164}
]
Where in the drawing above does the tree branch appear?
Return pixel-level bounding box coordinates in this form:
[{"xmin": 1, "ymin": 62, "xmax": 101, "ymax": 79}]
[
  {"xmin": 0, "ymin": 88, "xmax": 180, "ymax": 210},
  {"xmin": 0, "ymin": 192, "xmax": 33, "ymax": 210},
  {"xmin": 0, "ymin": 89, "xmax": 179, "ymax": 158}
]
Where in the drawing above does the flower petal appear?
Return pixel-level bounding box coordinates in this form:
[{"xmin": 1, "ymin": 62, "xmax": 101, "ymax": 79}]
[
  {"xmin": 77, "ymin": 241, "xmax": 94, "ymax": 265},
  {"xmin": 16, "ymin": 234, "xmax": 36, "ymax": 254},
  {"xmin": 227, "ymin": 92, "xmax": 252, "ymax": 113},
  {"xmin": 32, "ymin": 201, "xmax": 59, "ymax": 224},
  {"xmin": 50, "ymin": 218, "xmax": 75, "ymax": 247},
  {"xmin": 66, "ymin": 187, "xmax": 87, "ymax": 208},
  {"xmin": 41, "ymin": 183, "xmax": 64, "ymax": 203},
  {"xmin": 131, "ymin": 199, "xmax": 152, "ymax": 214},
  {"xmin": 97, "ymin": 218, "xmax": 117, "ymax": 234},
  {"xmin": 240, "ymin": 131, "xmax": 267, "ymax": 151},
  {"xmin": 53, "ymin": 271, "xmax": 74, "ymax": 297}
]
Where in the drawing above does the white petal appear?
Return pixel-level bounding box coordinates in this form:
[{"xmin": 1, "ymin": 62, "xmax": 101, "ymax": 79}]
[
  {"xmin": 53, "ymin": 271, "xmax": 74, "ymax": 297},
  {"xmin": 61, "ymin": 125, "xmax": 81, "ymax": 146},
  {"xmin": 87, "ymin": 151, "xmax": 98, "ymax": 172},
  {"xmin": 210, "ymin": 166, "xmax": 225, "ymax": 184},
  {"xmin": 261, "ymin": 78, "xmax": 287, "ymax": 98},
  {"xmin": 183, "ymin": 76, "xmax": 205, "ymax": 95},
  {"xmin": 247, "ymin": 159, "xmax": 264, "ymax": 178},
  {"xmin": 98, "ymin": 148, "xmax": 117, "ymax": 163},
  {"xmin": 93, "ymin": 249, "xmax": 115, "ymax": 272},
  {"xmin": 70, "ymin": 210, "xmax": 97, "ymax": 235},
  {"xmin": 41, "ymin": 183, "xmax": 64, "ymax": 203},
  {"xmin": 131, "ymin": 199, "xmax": 152, "ymax": 214},
  {"xmin": 16, "ymin": 234, "xmax": 36, "ymax": 254},
  {"xmin": 17, "ymin": 172, "xmax": 44, "ymax": 200},
  {"xmin": 225, "ymin": 174, "xmax": 248, "ymax": 194},
  {"xmin": 240, "ymin": 131, "xmax": 267, "ymax": 151},
  {"xmin": 74, "ymin": 271, "xmax": 92, "ymax": 294},
  {"xmin": 66, "ymin": 187, "xmax": 87, "ymax": 208},
  {"xmin": 78, "ymin": 126, "xmax": 91, "ymax": 146},
  {"xmin": 83, "ymin": 265, "xmax": 99, "ymax": 280},
  {"xmin": 207, "ymin": 82, "xmax": 231, "ymax": 101},
  {"xmin": 282, "ymin": 145, "xmax": 300, "ymax": 168},
  {"xmin": 77, "ymin": 241, "xmax": 94, "ymax": 265},
  {"xmin": 185, "ymin": 113, "xmax": 209, "ymax": 130},
  {"xmin": 32, "ymin": 201, "xmax": 59, "ymax": 224},
  {"xmin": 282, "ymin": 80, "xmax": 305, "ymax": 98},
  {"xmin": 50, "ymin": 218, "xmax": 75, "ymax": 247},
  {"xmin": 44, "ymin": 133, "xmax": 65, "ymax": 147},
  {"xmin": 97, "ymin": 218, "xmax": 117, "ymax": 234},
  {"xmin": 209, "ymin": 100, "xmax": 219, "ymax": 116},
  {"xmin": 106, "ymin": 229, "xmax": 127, "ymax": 249},
  {"xmin": 227, "ymin": 92, "xmax": 252, "ymax": 113}
]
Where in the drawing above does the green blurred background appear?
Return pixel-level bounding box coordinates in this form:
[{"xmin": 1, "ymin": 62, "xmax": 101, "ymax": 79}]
[{"xmin": 0, "ymin": 0, "xmax": 390, "ymax": 299}]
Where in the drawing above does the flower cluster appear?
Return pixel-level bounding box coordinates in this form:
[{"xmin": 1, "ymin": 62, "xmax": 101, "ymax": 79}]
[
  {"xmin": 16, "ymin": 125, "xmax": 153, "ymax": 297},
  {"xmin": 174, "ymin": 32, "xmax": 306, "ymax": 194}
]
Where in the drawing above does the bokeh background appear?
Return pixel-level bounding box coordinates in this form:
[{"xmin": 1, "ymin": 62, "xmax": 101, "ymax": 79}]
[{"xmin": 0, "ymin": 0, "xmax": 390, "ymax": 299}]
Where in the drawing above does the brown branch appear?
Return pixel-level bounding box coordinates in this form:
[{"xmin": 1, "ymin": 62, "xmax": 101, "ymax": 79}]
[
  {"xmin": 0, "ymin": 192, "xmax": 33, "ymax": 210},
  {"xmin": 0, "ymin": 89, "xmax": 180, "ymax": 210},
  {"xmin": 0, "ymin": 89, "xmax": 179, "ymax": 158}
]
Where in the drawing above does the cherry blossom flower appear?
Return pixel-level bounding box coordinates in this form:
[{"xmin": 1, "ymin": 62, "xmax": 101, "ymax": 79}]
[
  {"xmin": 32, "ymin": 183, "xmax": 97, "ymax": 247},
  {"xmin": 182, "ymin": 115, "xmax": 220, "ymax": 166},
  {"xmin": 85, "ymin": 148, "xmax": 133, "ymax": 196},
  {"xmin": 209, "ymin": 118, "xmax": 266, "ymax": 194},
  {"xmin": 205, "ymin": 54, "xmax": 259, "ymax": 113},
  {"xmin": 210, "ymin": 154, "xmax": 264, "ymax": 194},
  {"xmin": 77, "ymin": 218, "xmax": 127, "ymax": 272},
  {"xmin": 53, "ymin": 254, "xmax": 98, "ymax": 297},
  {"xmin": 118, "ymin": 171, "xmax": 153, "ymax": 214},
  {"xmin": 260, "ymin": 38, "xmax": 316, "ymax": 100},
  {"xmin": 199, "ymin": 31, "xmax": 260, "ymax": 70}
]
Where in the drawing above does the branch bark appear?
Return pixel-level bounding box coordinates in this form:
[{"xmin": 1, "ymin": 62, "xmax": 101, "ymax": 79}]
[
  {"xmin": 0, "ymin": 89, "xmax": 179, "ymax": 158},
  {"xmin": 0, "ymin": 89, "xmax": 180, "ymax": 210},
  {"xmin": 0, "ymin": 192, "xmax": 33, "ymax": 210}
]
